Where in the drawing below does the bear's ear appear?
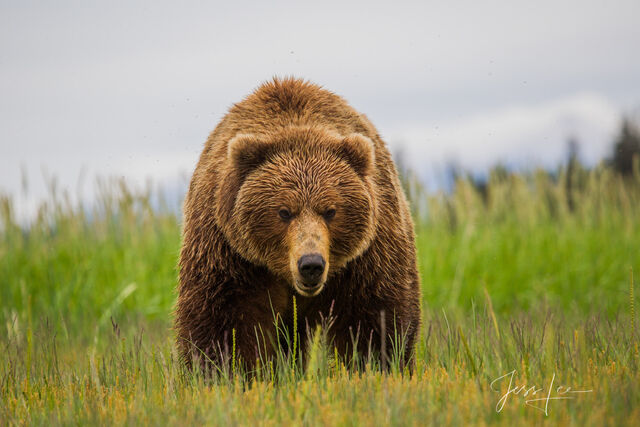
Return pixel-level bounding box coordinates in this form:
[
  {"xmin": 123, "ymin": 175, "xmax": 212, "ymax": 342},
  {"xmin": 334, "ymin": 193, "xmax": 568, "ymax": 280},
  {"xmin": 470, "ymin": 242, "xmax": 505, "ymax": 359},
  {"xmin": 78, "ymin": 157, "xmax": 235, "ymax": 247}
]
[
  {"xmin": 227, "ymin": 134, "xmax": 273, "ymax": 176},
  {"xmin": 337, "ymin": 133, "xmax": 376, "ymax": 177}
]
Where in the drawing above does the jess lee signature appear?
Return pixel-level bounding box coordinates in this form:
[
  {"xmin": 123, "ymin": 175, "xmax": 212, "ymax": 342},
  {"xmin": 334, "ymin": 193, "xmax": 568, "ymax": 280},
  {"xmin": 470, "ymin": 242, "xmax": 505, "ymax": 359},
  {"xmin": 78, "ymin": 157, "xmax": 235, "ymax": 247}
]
[{"xmin": 490, "ymin": 370, "xmax": 593, "ymax": 415}]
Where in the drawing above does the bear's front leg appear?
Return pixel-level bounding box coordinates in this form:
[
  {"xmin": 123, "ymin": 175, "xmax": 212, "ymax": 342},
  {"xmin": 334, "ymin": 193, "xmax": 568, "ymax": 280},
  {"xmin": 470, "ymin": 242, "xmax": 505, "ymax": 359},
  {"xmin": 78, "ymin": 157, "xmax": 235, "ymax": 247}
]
[
  {"xmin": 176, "ymin": 278, "xmax": 292, "ymax": 374},
  {"xmin": 227, "ymin": 285, "xmax": 294, "ymax": 372},
  {"xmin": 323, "ymin": 297, "xmax": 420, "ymax": 371}
]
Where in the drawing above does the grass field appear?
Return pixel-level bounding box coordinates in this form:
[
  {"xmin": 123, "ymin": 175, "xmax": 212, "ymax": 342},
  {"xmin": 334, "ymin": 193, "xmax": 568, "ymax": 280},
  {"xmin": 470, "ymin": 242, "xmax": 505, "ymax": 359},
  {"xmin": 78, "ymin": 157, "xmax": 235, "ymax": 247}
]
[{"xmin": 1, "ymin": 164, "xmax": 639, "ymax": 425}]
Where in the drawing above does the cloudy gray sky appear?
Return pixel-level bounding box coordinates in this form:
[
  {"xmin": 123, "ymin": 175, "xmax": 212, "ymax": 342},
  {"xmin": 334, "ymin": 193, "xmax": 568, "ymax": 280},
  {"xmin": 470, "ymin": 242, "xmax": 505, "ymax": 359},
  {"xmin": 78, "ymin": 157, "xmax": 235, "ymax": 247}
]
[{"xmin": 2, "ymin": 0, "xmax": 640, "ymax": 216}]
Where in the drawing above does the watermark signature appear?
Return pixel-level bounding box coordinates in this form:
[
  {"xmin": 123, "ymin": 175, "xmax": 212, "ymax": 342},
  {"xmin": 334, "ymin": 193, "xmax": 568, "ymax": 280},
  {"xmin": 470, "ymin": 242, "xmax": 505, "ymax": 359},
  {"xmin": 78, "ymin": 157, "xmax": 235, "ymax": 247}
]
[{"xmin": 490, "ymin": 370, "xmax": 592, "ymax": 415}]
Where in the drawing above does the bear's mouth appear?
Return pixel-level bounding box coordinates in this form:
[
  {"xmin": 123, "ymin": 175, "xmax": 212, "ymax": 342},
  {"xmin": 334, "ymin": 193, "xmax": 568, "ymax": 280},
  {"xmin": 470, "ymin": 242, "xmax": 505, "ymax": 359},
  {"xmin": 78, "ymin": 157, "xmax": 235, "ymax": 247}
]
[
  {"xmin": 290, "ymin": 250, "xmax": 329, "ymax": 298},
  {"xmin": 293, "ymin": 280, "xmax": 325, "ymax": 298}
]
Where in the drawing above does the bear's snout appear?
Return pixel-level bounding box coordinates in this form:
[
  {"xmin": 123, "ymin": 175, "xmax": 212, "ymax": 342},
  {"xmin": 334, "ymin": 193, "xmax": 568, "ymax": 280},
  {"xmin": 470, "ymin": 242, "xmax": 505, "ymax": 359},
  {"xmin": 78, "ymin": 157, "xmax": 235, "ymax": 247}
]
[
  {"xmin": 287, "ymin": 212, "xmax": 330, "ymax": 297},
  {"xmin": 297, "ymin": 254, "xmax": 326, "ymax": 284}
]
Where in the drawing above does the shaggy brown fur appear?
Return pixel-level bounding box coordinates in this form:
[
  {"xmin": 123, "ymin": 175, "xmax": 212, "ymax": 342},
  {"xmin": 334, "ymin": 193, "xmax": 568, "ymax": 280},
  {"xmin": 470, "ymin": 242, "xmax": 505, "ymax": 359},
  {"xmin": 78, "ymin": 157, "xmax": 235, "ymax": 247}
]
[{"xmin": 175, "ymin": 77, "xmax": 421, "ymax": 370}]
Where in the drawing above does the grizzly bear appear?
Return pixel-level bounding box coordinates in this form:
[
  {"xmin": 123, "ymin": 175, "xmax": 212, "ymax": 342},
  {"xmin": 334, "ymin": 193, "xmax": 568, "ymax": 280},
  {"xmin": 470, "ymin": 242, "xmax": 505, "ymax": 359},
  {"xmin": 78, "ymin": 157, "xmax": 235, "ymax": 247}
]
[{"xmin": 175, "ymin": 77, "xmax": 421, "ymax": 371}]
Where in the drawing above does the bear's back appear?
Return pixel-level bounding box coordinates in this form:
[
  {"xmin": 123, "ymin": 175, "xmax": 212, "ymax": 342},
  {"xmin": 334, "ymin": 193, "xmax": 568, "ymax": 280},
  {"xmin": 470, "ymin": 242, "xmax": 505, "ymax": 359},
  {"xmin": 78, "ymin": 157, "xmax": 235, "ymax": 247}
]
[{"xmin": 210, "ymin": 78, "xmax": 377, "ymax": 150}]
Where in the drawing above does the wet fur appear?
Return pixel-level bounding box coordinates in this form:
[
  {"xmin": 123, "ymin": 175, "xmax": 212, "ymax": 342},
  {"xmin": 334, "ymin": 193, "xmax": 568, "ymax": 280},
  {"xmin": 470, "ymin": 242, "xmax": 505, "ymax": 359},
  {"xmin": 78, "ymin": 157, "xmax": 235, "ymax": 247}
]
[{"xmin": 175, "ymin": 77, "xmax": 421, "ymax": 369}]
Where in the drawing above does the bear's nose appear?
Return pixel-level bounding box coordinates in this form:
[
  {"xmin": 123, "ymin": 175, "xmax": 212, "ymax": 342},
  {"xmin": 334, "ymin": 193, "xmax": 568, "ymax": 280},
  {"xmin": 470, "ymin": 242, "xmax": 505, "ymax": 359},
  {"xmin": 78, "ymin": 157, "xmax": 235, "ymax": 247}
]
[{"xmin": 297, "ymin": 254, "xmax": 326, "ymax": 283}]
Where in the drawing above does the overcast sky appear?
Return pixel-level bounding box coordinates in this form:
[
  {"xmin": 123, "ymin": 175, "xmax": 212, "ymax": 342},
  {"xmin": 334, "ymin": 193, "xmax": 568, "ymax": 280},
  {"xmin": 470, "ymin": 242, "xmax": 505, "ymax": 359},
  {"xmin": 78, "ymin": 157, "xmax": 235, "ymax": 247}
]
[{"xmin": 2, "ymin": 0, "xmax": 640, "ymax": 216}]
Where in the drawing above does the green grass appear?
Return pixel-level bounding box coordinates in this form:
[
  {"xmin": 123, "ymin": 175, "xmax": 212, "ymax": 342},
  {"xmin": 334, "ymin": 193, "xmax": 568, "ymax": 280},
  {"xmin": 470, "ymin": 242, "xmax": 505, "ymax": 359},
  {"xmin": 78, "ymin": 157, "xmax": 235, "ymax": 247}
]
[{"xmin": 1, "ymin": 166, "xmax": 639, "ymax": 425}]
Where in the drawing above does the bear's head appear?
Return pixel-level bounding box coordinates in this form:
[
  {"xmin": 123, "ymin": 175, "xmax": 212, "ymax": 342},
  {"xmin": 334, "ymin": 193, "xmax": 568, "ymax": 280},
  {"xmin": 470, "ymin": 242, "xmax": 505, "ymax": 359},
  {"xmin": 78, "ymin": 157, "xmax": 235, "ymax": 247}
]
[{"xmin": 216, "ymin": 126, "xmax": 378, "ymax": 297}]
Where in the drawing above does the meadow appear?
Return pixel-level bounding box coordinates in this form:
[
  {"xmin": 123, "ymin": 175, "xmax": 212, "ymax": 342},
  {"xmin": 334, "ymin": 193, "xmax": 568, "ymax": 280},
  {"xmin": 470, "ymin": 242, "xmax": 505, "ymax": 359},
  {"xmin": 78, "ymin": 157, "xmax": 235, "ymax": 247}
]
[{"xmin": 1, "ymin": 164, "xmax": 639, "ymax": 425}]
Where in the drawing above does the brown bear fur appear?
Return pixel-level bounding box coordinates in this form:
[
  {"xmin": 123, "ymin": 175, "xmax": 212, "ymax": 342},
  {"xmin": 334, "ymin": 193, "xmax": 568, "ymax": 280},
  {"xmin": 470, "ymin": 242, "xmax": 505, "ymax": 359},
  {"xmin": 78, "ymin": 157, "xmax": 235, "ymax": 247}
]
[{"xmin": 175, "ymin": 77, "xmax": 421, "ymax": 370}]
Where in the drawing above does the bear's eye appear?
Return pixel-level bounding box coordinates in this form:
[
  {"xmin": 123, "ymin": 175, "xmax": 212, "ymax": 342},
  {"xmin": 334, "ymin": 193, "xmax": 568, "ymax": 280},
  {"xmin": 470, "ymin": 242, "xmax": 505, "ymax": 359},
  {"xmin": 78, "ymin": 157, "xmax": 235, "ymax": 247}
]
[
  {"xmin": 323, "ymin": 208, "xmax": 336, "ymax": 221},
  {"xmin": 279, "ymin": 208, "xmax": 292, "ymax": 221}
]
